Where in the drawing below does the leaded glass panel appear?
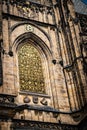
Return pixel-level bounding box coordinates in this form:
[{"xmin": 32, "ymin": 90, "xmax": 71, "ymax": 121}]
[{"xmin": 18, "ymin": 44, "xmax": 45, "ymax": 93}]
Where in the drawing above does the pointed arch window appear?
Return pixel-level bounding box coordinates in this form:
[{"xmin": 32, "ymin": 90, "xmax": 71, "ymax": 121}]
[{"xmin": 18, "ymin": 43, "xmax": 45, "ymax": 93}]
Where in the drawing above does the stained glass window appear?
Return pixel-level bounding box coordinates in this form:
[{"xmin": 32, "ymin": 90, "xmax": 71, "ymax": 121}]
[{"xmin": 18, "ymin": 43, "xmax": 45, "ymax": 93}]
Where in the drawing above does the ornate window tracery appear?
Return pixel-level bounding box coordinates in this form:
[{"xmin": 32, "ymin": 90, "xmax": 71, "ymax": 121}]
[{"xmin": 18, "ymin": 43, "xmax": 45, "ymax": 93}]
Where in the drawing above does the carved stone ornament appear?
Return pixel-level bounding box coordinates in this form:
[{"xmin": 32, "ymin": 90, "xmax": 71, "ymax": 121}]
[
  {"xmin": 0, "ymin": 94, "xmax": 15, "ymax": 103},
  {"xmin": 23, "ymin": 96, "xmax": 31, "ymax": 103},
  {"xmin": 33, "ymin": 96, "xmax": 38, "ymax": 104},
  {"xmin": 25, "ymin": 25, "xmax": 34, "ymax": 32},
  {"xmin": 78, "ymin": 14, "xmax": 87, "ymax": 35},
  {"xmin": 3, "ymin": 0, "xmax": 53, "ymax": 19},
  {"xmin": 40, "ymin": 98, "xmax": 48, "ymax": 106},
  {"xmin": 11, "ymin": 120, "xmax": 78, "ymax": 130}
]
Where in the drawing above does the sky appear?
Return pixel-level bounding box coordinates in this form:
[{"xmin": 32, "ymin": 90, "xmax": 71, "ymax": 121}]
[{"xmin": 82, "ymin": 0, "xmax": 87, "ymax": 4}]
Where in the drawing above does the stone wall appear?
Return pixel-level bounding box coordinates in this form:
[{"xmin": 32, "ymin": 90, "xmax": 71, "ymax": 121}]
[{"xmin": 0, "ymin": 0, "xmax": 87, "ymax": 129}]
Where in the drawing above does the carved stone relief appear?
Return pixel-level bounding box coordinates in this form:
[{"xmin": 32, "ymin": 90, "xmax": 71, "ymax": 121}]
[{"xmin": 2, "ymin": 0, "xmax": 53, "ymax": 24}]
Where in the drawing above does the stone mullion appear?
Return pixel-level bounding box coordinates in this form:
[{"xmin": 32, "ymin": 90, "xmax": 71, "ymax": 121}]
[
  {"xmin": 45, "ymin": 7, "xmax": 49, "ymax": 23},
  {"xmin": 55, "ymin": 3, "xmax": 73, "ymax": 111},
  {"xmin": 75, "ymin": 64, "xmax": 86, "ymax": 105},
  {"xmin": 73, "ymin": 38, "xmax": 87, "ymax": 104},
  {"xmin": 13, "ymin": 3, "xmax": 18, "ymax": 17},
  {"xmin": 7, "ymin": 0, "xmax": 12, "ymax": 52},
  {"xmin": 48, "ymin": 64, "xmax": 57, "ymax": 109},
  {"xmin": 0, "ymin": 121, "xmax": 12, "ymax": 130},
  {"xmin": 9, "ymin": 0, "xmax": 14, "ymax": 15},
  {"xmin": 82, "ymin": 43, "xmax": 87, "ymax": 60},
  {"xmin": 52, "ymin": 9, "xmax": 56, "ymax": 25},
  {"xmin": 68, "ymin": 71, "xmax": 80, "ymax": 110},
  {"xmin": 38, "ymin": 9, "xmax": 43, "ymax": 23},
  {"xmin": 31, "ymin": 110, "xmax": 39, "ymax": 121},
  {"xmin": 61, "ymin": 2, "xmax": 77, "ymax": 111},
  {"xmin": 75, "ymin": 66, "xmax": 85, "ymax": 108},
  {"xmin": 42, "ymin": 11, "xmax": 44, "ymax": 23},
  {"xmin": 9, "ymin": 1, "xmax": 13, "ymax": 15},
  {"xmin": 64, "ymin": 30, "xmax": 83, "ymax": 108},
  {"xmin": 3, "ymin": 0, "xmax": 54, "ymax": 24},
  {"xmin": 41, "ymin": 7, "xmax": 47, "ymax": 23},
  {"xmin": 52, "ymin": 30, "xmax": 62, "ymax": 110},
  {"xmin": 67, "ymin": 2, "xmax": 87, "ymax": 106},
  {"xmin": 67, "ymin": 30, "xmax": 84, "ymax": 106},
  {"xmin": 52, "ymin": 5, "xmax": 63, "ymax": 60},
  {"xmin": 2, "ymin": 0, "xmax": 7, "ymax": 13},
  {"xmin": 72, "ymin": 68, "xmax": 82, "ymax": 109},
  {"xmin": 62, "ymin": 0, "xmax": 76, "ymax": 63},
  {"xmin": 0, "ymin": 122, "xmax": 7, "ymax": 130},
  {"xmin": 49, "ymin": 0, "xmax": 56, "ymax": 25},
  {"xmin": 62, "ymin": 0, "xmax": 85, "ymax": 108},
  {"xmin": 51, "ymin": 6, "xmax": 71, "ymax": 110},
  {"xmin": 38, "ymin": 111, "xmax": 44, "ymax": 122},
  {"xmin": 48, "ymin": 29, "xmax": 60, "ymax": 109},
  {"xmin": 39, "ymin": 6, "xmax": 47, "ymax": 23},
  {"xmin": 43, "ymin": 9, "xmax": 46, "ymax": 23},
  {"xmin": 60, "ymin": 0, "xmax": 74, "ymax": 64},
  {"xmin": 60, "ymin": 0, "xmax": 73, "ymax": 65},
  {"xmin": 36, "ymin": 8, "xmax": 39, "ymax": 21},
  {"xmin": 67, "ymin": 23, "xmax": 83, "ymax": 109},
  {"xmin": 75, "ymin": 64, "xmax": 86, "ymax": 106},
  {"xmin": 0, "ymin": 0, "xmax": 3, "ymax": 86},
  {"xmin": 59, "ymin": 30, "xmax": 69, "ymax": 66},
  {"xmin": 51, "ymin": 2, "xmax": 62, "ymax": 59},
  {"xmin": 55, "ymin": 3, "xmax": 69, "ymax": 66},
  {"xmin": 68, "ymin": 21, "xmax": 80, "ymax": 58},
  {"xmin": 47, "ymin": 12, "xmax": 53, "ymax": 24},
  {"xmin": 47, "ymin": 27, "xmax": 54, "ymax": 58},
  {"xmin": 47, "ymin": 27, "xmax": 57, "ymax": 108},
  {"xmin": 70, "ymin": 20, "xmax": 81, "ymax": 56},
  {"xmin": 40, "ymin": 0, "xmax": 43, "ymax": 4},
  {"xmin": 58, "ymin": 0, "xmax": 82, "ymax": 110},
  {"xmin": 53, "ymin": 5, "xmax": 59, "ymax": 26},
  {"xmin": 68, "ymin": 19, "xmax": 86, "ymax": 106},
  {"xmin": 68, "ymin": 70, "xmax": 81, "ymax": 110},
  {"xmin": 66, "ymin": 70, "xmax": 82, "ymax": 110},
  {"xmin": 11, "ymin": 1, "xmax": 15, "ymax": 16},
  {"xmin": 54, "ymin": 4, "xmax": 69, "ymax": 65},
  {"xmin": 62, "ymin": 2, "xmax": 76, "ymax": 62},
  {"xmin": 67, "ymin": 3, "xmax": 84, "ymax": 66},
  {"xmin": 3, "ymin": 1, "xmax": 15, "ymax": 94},
  {"xmin": 58, "ymin": 30, "xmax": 73, "ymax": 111},
  {"xmin": 0, "ymin": 0, "xmax": 2, "ymax": 51},
  {"xmin": 66, "ymin": 72, "xmax": 76, "ymax": 110},
  {"xmin": 64, "ymin": 65, "xmax": 82, "ymax": 110}
]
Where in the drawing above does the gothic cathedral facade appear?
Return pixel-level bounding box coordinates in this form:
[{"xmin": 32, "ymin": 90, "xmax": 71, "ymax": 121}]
[{"xmin": 0, "ymin": 0, "xmax": 87, "ymax": 130}]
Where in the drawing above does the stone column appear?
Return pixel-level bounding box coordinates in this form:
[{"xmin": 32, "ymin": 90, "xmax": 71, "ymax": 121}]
[
  {"xmin": 0, "ymin": 120, "xmax": 12, "ymax": 130},
  {"xmin": 0, "ymin": 0, "xmax": 3, "ymax": 83}
]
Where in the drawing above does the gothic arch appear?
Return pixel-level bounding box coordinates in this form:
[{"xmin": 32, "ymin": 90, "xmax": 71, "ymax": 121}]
[
  {"xmin": 10, "ymin": 21, "xmax": 52, "ymax": 47},
  {"xmin": 10, "ymin": 22, "xmax": 52, "ymax": 51},
  {"xmin": 12, "ymin": 32, "xmax": 54, "ymax": 98},
  {"xmin": 10, "ymin": 21, "xmax": 52, "ymax": 45},
  {"xmin": 12, "ymin": 32, "xmax": 52, "ymax": 59}
]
